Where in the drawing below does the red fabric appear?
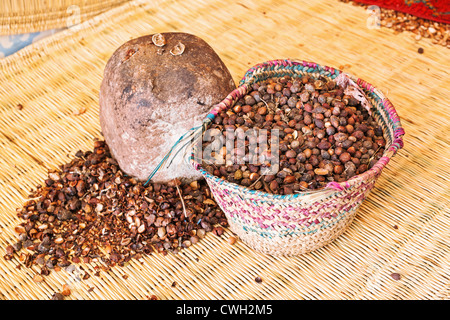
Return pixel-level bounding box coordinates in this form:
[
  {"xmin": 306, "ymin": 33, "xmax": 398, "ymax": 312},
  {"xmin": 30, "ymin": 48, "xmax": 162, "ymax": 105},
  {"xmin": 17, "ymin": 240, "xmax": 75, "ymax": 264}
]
[{"xmin": 353, "ymin": 0, "xmax": 450, "ymax": 24}]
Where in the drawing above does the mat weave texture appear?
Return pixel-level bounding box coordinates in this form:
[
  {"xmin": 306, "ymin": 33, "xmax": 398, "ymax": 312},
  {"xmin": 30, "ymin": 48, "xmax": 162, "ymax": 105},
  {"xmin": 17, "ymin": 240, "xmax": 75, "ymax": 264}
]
[
  {"xmin": 0, "ymin": 0, "xmax": 127, "ymax": 35},
  {"xmin": 0, "ymin": 0, "xmax": 449, "ymax": 300}
]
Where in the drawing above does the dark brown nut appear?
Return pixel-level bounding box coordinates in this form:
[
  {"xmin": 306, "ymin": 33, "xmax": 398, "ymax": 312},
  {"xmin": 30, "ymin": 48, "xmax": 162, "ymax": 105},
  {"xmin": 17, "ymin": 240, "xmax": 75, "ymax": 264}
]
[
  {"xmin": 249, "ymin": 173, "xmax": 260, "ymax": 182},
  {"xmin": 339, "ymin": 152, "xmax": 352, "ymax": 163},
  {"xmin": 212, "ymin": 227, "xmax": 224, "ymax": 237},
  {"xmin": 284, "ymin": 176, "xmax": 296, "ymax": 184},
  {"xmin": 51, "ymin": 293, "xmax": 65, "ymax": 300},
  {"xmin": 242, "ymin": 105, "xmax": 252, "ymax": 113},
  {"xmin": 342, "ymin": 139, "xmax": 353, "ymax": 149},
  {"xmin": 314, "ymin": 168, "xmax": 329, "ymax": 176},
  {"xmin": 391, "ymin": 273, "xmax": 401, "ymax": 281},
  {"xmin": 269, "ymin": 180, "xmax": 279, "ymax": 192},
  {"xmin": 286, "ymin": 150, "xmax": 297, "ymax": 158},
  {"xmin": 14, "ymin": 225, "xmax": 26, "ymax": 234},
  {"xmin": 353, "ymin": 130, "xmax": 364, "ymax": 140},
  {"xmin": 317, "ymin": 141, "xmax": 331, "ymax": 150},
  {"xmin": 334, "ymin": 165, "xmax": 344, "ymax": 174},
  {"xmin": 334, "ymin": 132, "xmax": 348, "ymax": 142},
  {"xmin": 257, "ymin": 106, "xmax": 267, "ymax": 115}
]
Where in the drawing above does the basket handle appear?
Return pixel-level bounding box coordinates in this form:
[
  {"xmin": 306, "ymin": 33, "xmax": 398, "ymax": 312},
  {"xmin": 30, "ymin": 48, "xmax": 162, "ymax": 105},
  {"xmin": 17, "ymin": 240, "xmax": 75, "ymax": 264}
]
[{"xmin": 369, "ymin": 87, "xmax": 405, "ymax": 159}]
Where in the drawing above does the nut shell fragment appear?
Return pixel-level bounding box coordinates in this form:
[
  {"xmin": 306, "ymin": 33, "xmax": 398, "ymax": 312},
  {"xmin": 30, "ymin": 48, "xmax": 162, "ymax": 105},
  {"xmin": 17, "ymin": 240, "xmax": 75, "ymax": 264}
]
[
  {"xmin": 170, "ymin": 42, "xmax": 185, "ymax": 55},
  {"xmin": 152, "ymin": 33, "xmax": 166, "ymax": 47}
]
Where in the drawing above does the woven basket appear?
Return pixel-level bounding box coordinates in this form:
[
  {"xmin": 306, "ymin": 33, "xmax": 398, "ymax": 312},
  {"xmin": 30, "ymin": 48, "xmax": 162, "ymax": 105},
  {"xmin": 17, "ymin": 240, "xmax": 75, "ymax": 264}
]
[{"xmin": 189, "ymin": 59, "xmax": 405, "ymax": 256}]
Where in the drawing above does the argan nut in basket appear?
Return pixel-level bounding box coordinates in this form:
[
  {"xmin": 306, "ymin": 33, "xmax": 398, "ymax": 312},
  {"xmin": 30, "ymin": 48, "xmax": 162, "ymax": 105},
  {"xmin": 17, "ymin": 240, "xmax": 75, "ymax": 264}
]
[{"xmin": 189, "ymin": 59, "xmax": 404, "ymax": 256}]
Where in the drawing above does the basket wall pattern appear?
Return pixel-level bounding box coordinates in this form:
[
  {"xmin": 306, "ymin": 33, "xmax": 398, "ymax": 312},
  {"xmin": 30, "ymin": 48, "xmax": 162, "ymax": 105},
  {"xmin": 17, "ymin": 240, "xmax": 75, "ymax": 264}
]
[{"xmin": 190, "ymin": 59, "xmax": 405, "ymax": 256}]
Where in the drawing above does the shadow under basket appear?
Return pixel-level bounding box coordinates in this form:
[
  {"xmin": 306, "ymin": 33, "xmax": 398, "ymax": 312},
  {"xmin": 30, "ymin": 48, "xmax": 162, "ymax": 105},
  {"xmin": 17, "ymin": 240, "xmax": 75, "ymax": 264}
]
[{"xmin": 190, "ymin": 59, "xmax": 405, "ymax": 256}]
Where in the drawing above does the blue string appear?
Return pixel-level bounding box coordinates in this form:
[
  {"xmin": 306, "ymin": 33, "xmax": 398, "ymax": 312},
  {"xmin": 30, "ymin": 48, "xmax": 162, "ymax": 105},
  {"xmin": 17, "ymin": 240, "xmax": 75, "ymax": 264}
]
[
  {"xmin": 166, "ymin": 126, "xmax": 202, "ymax": 168},
  {"xmin": 143, "ymin": 125, "xmax": 202, "ymax": 186}
]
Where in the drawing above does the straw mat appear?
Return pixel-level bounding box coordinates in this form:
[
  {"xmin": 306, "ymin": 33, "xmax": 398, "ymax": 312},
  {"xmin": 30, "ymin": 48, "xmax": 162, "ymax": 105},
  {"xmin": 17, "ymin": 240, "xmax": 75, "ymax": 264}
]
[
  {"xmin": 0, "ymin": 0, "xmax": 127, "ymax": 35},
  {"xmin": 0, "ymin": 0, "xmax": 449, "ymax": 300}
]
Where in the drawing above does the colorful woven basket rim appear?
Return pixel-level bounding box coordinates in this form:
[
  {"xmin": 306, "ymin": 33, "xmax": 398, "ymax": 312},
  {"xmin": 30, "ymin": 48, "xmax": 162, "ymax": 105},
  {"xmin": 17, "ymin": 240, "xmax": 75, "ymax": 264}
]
[{"xmin": 189, "ymin": 59, "xmax": 404, "ymax": 200}]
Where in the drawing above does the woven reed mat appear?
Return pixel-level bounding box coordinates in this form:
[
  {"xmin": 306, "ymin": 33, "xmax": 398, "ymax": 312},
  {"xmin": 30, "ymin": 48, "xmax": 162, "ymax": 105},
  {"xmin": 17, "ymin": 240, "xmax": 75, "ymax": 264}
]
[
  {"xmin": 0, "ymin": 0, "xmax": 449, "ymax": 300},
  {"xmin": 0, "ymin": 0, "xmax": 127, "ymax": 35}
]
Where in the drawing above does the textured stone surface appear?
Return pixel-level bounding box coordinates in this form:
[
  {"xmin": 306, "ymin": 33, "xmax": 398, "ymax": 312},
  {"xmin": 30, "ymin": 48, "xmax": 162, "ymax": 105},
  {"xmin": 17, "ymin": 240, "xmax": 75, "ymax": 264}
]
[{"xmin": 99, "ymin": 32, "xmax": 235, "ymax": 182}]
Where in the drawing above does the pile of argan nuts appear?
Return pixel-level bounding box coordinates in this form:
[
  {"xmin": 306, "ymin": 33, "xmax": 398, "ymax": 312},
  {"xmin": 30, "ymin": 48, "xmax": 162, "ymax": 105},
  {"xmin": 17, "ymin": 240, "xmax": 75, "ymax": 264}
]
[
  {"xmin": 4, "ymin": 141, "xmax": 228, "ymax": 279},
  {"xmin": 340, "ymin": 0, "xmax": 450, "ymax": 49},
  {"xmin": 202, "ymin": 75, "xmax": 386, "ymax": 194}
]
